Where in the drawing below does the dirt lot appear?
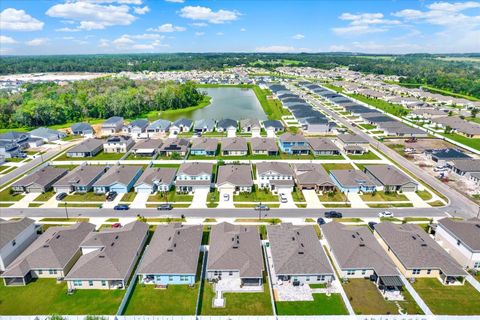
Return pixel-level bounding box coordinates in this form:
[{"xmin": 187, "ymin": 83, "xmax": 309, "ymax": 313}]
[{"xmin": 384, "ymin": 138, "xmax": 467, "ymax": 154}]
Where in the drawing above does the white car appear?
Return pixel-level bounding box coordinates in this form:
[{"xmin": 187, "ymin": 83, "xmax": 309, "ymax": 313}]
[
  {"xmin": 223, "ymin": 193, "xmax": 230, "ymax": 201},
  {"xmin": 280, "ymin": 193, "xmax": 288, "ymax": 203},
  {"xmin": 378, "ymin": 211, "xmax": 394, "ymax": 218}
]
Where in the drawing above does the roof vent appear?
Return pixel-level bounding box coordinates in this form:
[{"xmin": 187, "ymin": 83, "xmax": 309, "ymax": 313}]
[
  {"xmin": 56, "ymin": 235, "xmax": 61, "ymax": 239},
  {"xmin": 352, "ymin": 234, "xmax": 356, "ymax": 238},
  {"xmin": 99, "ymin": 255, "xmax": 105, "ymax": 258},
  {"xmin": 115, "ymin": 235, "xmax": 119, "ymax": 239},
  {"xmin": 359, "ymin": 243, "xmax": 365, "ymax": 247},
  {"xmin": 43, "ymin": 245, "xmax": 50, "ymax": 248},
  {"xmin": 111, "ymin": 242, "xmax": 115, "ymax": 246},
  {"xmin": 421, "ymin": 243, "xmax": 427, "ymax": 247}
]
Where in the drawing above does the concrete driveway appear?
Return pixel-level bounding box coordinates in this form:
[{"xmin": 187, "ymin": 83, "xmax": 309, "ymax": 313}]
[
  {"xmin": 218, "ymin": 189, "xmax": 234, "ymax": 208},
  {"xmin": 10, "ymin": 192, "xmax": 41, "ymax": 208},
  {"xmin": 278, "ymin": 188, "xmax": 296, "ymax": 208},
  {"xmin": 404, "ymin": 192, "xmax": 430, "ymax": 208},
  {"xmin": 347, "ymin": 193, "xmax": 368, "ymax": 208},
  {"xmin": 131, "ymin": 192, "xmax": 150, "ymax": 208},
  {"xmin": 190, "ymin": 188, "xmax": 209, "ymax": 208},
  {"xmin": 103, "ymin": 193, "xmax": 124, "ymax": 209},
  {"xmin": 302, "ymin": 190, "xmax": 323, "ymax": 208}
]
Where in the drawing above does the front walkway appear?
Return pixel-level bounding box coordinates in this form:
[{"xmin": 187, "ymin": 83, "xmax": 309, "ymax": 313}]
[
  {"xmin": 40, "ymin": 195, "xmax": 60, "ymax": 208},
  {"xmin": 347, "ymin": 192, "xmax": 369, "ymax": 208},
  {"xmin": 302, "ymin": 190, "xmax": 323, "ymax": 208},
  {"xmin": 190, "ymin": 188, "xmax": 209, "ymax": 208}
]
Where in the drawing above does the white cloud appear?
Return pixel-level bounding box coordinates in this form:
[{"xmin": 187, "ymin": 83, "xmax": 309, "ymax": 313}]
[
  {"xmin": 62, "ymin": 36, "xmax": 75, "ymax": 40},
  {"xmin": 333, "ymin": 12, "xmax": 400, "ymax": 35},
  {"xmin": 165, "ymin": 0, "xmax": 185, "ymax": 3},
  {"xmin": 133, "ymin": 6, "xmax": 149, "ymax": 14},
  {"xmin": 195, "ymin": 31, "xmax": 205, "ymax": 36},
  {"xmin": 179, "ymin": 6, "xmax": 240, "ymax": 24},
  {"xmin": 56, "ymin": 27, "xmax": 81, "ymax": 32},
  {"xmin": 240, "ymin": 28, "xmax": 246, "ymax": 32},
  {"xmin": 216, "ymin": 32, "xmax": 224, "ymax": 36},
  {"xmin": 98, "ymin": 38, "xmax": 110, "ymax": 47},
  {"xmin": 46, "ymin": 1, "xmax": 138, "ymax": 30},
  {"xmin": 80, "ymin": 0, "xmax": 143, "ymax": 4},
  {"xmin": 0, "ymin": 36, "xmax": 17, "ymax": 44},
  {"xmin": 148, "ymin": 23, "xmax": 186, "ymax": 32},
  {"xmin": 26, "ymin": 38, "xmax": 49, "ymax": 46},
  {"xmin": 255, "ymin": 45, "xmax": 311, "ymax": 53},
  {"xmin": 292, "ymin": 34, "xmax": 305, "ymax": 40},
  {"xmin": 109, "ymin": 33, "xmax": 166, "ymax": 50},
  {"xmin": 191, "ymin": 22, "xmax": 208, "ymax": 27},
  {"xmin": 0, "ymin": 8, "xmax": 44, "ymax": 31}
]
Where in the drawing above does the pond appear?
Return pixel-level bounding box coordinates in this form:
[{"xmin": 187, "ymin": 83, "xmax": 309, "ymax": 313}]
[{"xmin": 160, "ymin": 87, "xmax": 268, "ymax": 121}]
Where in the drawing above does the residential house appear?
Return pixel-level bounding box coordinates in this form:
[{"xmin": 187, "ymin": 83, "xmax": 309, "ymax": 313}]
[
  {"xmin": 71, "ymin": 123, "xmax": 94, "ymax": 137},
  {"xmin": 251, "ymin": 137, "xmax": 278, "ymax": 156},
  {"xmin": 256, "ymin": 162, "xmax": 294, "ymax": 192},
  {"xmin": 65, "ymin": 221, "xmax": 149, "ymax": 290},
  {"xmin": 92, "ymin": 165, "xmax": 143, "ymax": 194},
  {"xmin": 217, "ymin": 164, "xmax": 253, "ymax": 193},
  {"xmin": 103, "ymin": 136, "xmax": 134, "ymax": 154},
  {"xmin": 194, "ymin": 119, "xmax": 216, "ymax": 133},
  {"xmin": 134, "ymin": 167, "xmax": 177, "ymax": 193},
  {"xmin": 11, "ymin": 166, "xmax": 68, "ymax": 193},
  {"xmin": 374, "ymin": 222, "xmax": 467, "ymax": 285},
  {"xmin": 29, "ymin": 127, "xmax": 66, "ymax": 142},
  {"xmin": 146, "ymin": 119, "xmax": 171, "ymax": 134},
  {"xmin": 175, "ymin": 162, "xmax": 213, "ymax": 193},
  {"xmin": 336, "ymin": 134, "xmax": 369, "ymax": 154},
  {"xmin": 268, "ymin": 224, "xmax": 334, "ymax": 285},
  {"xmin": 26, "ymin": 137, "xmax": 44, "ymax": 148},
  {"xmin": 262, "ymin": 120, "xmax": 284, "ymax": 133},
  {"xmin": 293, "ymin": 163, "xmax": 335, "ymax": 192},
  {"xmin": 424, "ymin": 148, "xmax": 471, "ymax": 166},
  {"xmin": 278, "ymin": 133, "xmax": 310, "ymax": 155},
  {"xmin": 221, "ymin": 137, "xmax": 248, "ymax": 156},
  {"xmin": 101, "ymin": 116, "xmax": 124, "ymax": 136},
  {"xmin": 131, "ymin": 139, "xmax": 163, "ymax": 157},
  {"xmin": 158, "ymin": 138, "xmax": 189, "ymax": 157},
  {"xmin": 0, "ymin": 218, "xmax": 37, "ymax": 272},
  {"xmin": 0, "ymin": 131, "xmax": 30, "ymax": 148},
  {"xmin": 53, "ymin": 165, "xmax": 109, "ymax": 194},
  {"xmin": 171, "ymin": 119, "xmax": 193, "ymax": 134},
  {"xmin": 322, "ymin": 222, "xmax": 404, "ymax": 293},
  {"xmin": 363, "ymin": 164, "xmax": 418, "ymax": 192},
  {"xmin": 137, "ymin": 224, "xmax": 202, "ymax": 285},
  {"xmin": 435, "ymin": 218, "xmax": 480, "ymax": 270},
  {"xmin": 447, "ymin": 159, "xmax": 480, "ymax": 186},
  {"xmin": 122, "ymin": 119, "xmax": 149, "ymax": 138},
  {"xmin": 240, "ymin": 119, "xmax": 261, "ymax": 136},
  {"xmin": 207, "ymin": 223, "xmax": 264, "ymax": 286},
  {"xmin": 307, "ymin": 138, "xmax": 340, "ymax": 156},
  {"xmin": 217, "ymin": 119, "xmax": 237, "ymax": 133},
  {"xmin": 0, "ymin": 141, "xmax": 23, "ymax": 158},
  {"xmin": 1, "ymin": 222, "xmax": 95, "ymax": 286},
  {"xmin": 190, "ymin": 138, "xmax": 218, "ymax": 156},
  {"xmin": 433, "ymin": 116, "xmax": 480, "ymax": 138},
  {"xmin": 330, "ymin": 169, "xmax": 378, "ymax": 193},
  {"xmin": 66, "ymin": 139, "xmax": 104, "ymax": 158}
]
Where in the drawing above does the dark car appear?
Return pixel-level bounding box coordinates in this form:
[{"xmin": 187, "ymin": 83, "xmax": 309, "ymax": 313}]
[
  {"xmin": 114, "ymin": 204, "xmax": 129, "ymax": 211},
  {"xmin": 106, "ymin": 191, "xmax": 118, "ymax": 202},
  {"xmin": 254, "ymin": 204, "xmax": 270, "ymax": 211},
  {"xmin": 55, "ymin": 192, "xmax": 67, "ymax": 201},
  {"xmin": 324, "ymin": 211, "xmax": 343, "ymax": 218},
  {"xmin": 368, "ymin": 221, "xmax": 377, "ymax": 230},
  {"xmin": 317, "ymin": 217, "xmax": 326, "ymax": 225},
  {"xmin": 157, "ymin": 203, "xmax": 173, "ymax": 210}
]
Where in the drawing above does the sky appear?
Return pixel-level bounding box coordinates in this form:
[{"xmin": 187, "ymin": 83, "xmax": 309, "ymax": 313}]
[{"xmin": 1, "ymin": 0, "xmax": 479, "ymax": 55}]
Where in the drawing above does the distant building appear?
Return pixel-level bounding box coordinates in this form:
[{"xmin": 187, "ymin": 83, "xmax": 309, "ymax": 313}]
[{"xmin": 101, "ymin": 116, "xmax": 124, "ymax": 136}]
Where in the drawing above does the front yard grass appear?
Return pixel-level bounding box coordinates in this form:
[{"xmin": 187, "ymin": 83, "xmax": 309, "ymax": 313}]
[
  {"xmin": 292, "ymin": 188, "xmax": 305, "ymax": 202},
  {"xmin": 64, "ymin": 192, "xmax": 105, "ymax": 202},
  {"xmin": 0, "ymin": 279, "xmax": 124, "ymax": 315},
  {"xmin": 360, "ymin": 191, "xmax": 408, "ymax": 202},
  {"xmin": 90, "ymin": 151, "xmax": 125, "ymax": 160},
  {"xmin": 343, "ymin": 279, "xmax": 422, "ymax": 315},
  {"xmin": 416, "ymin": 190, "xmax": 433, "ymax": 201},
  {"xmin": 233, "ymin": 189, "xmax": 278, "ymax": 202},
  {"xmin": 347, "ymin": 152, "xmax": 381, "ymax": 160},
  {"xmin": 412, "ymin": 278, "xmax": 480, "ymax": 315},
  {"xmin": 319, "ymin": 190, "xmax": 347, "ymax": 202},
  {"xmin": 275, "ymin": 293, "xmax": 347, "ymax": 315},
  {"xmin": 148, "ymin": 191, "xmax": 193, "ymax": 202},
  {"xmin": 0, "ymin": 188, "xmax": 25, "ymax": 201},
  {"xmin": 121, "ymin": 191, "xmax": 136, "ymax": 202},
  {"xmin": 34, "ymin": 191, "xmax": 55, "ymax": 202},
  {"xmin": 368, "ymin": 203, "xmax": 413, "ymax": 208}
]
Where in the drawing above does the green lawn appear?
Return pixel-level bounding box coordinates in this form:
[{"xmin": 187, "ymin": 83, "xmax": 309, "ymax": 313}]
[
  {"xmin": 0, "ymin": 279, "xmax": 124, "ymax": 315},
  {"xmin": 148, "ymin": 191, "xmax": 193, "ymax": 202},
  {"xmin": 416, "ymin": 190, "xmax": 433, "ymax": 201},
  {"xmin": 368, "ymin": 203, "xmax": 413, "ymax": 208},
  {"xmin": 62, "ymin": 134, "xmax": 82, "ymax": 141},
  {"xmin": 64, "ymin": 192, "xmax": 106, "ymax": 202},
  {"xmin": 233, "ymin": 189, "xmax": 278, "ymax": 202},
  {"xmin": 279, "ymin": 153, "xmax": 315, "ymax": 160},
  {"xmin": 314, "ymin": 154, "xmax": 345, "ymax": 160},
  {"xmin": 441, "ymin": 133, "xmax": 480, "ymax": 152},
  {"xmin": 347, "ymin": 152, "xmax": 381, "ymax": 160},
  {"xmin": 292, "ymin": 188, "xmax": 305, "ymax": 202},
  {"xmin": 321, "ymin": 163, "xmax": 354, "ymax": 173},
  {"xmin": 125, "ymin": 153, "xmax": 154, "ymax": 160},
  {"xmin": 235, "ymin": 218, "xmax": 281, "ymax": 224},
  {"xmin": 343, "ymin": 279, "xmax": 422, "ymax": 315},
  {"xmin": 360, "ymin": 192, "xmax": 408, "ymax": 202},
  {"xmin": 199, "ymin": 281, "xmax": 273, "ymax": 315},
  {"xmin": 90, "ymin": 151, "xmax": 125, "ymax": 160},
  {"xmin": 358, "ymin": 123, "xmax": 377, "ymax": 130},
  {"xmin": 319, "ymin": 190, "xmax": 348, "ymax": 202},
  {"xmin": 121, "ymin": 191, "xmax": 137, "ymax": 202},
  {"xmin": 0, "ymin": 188, "xmax": 25, "ymax": 201},
  {"xmin": 276, "ymin": 293, "xmax": 347, "ymax": 315},
  {"xmin": 34, "ymin": 191, "xmax": 55, "ymax": 202},
  {"xmin": 412, "ymin": 278, "xmax": 480, "ymax": 315}
]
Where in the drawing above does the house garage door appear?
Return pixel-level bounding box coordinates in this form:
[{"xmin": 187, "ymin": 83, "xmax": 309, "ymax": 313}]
[
  {"xmin": 135, "ymin": 186, "xmax": 153, "ymax": 194},
  {"xmin": 401, "ymin": 185, "xmax": 417, "ymax": 192},
  {"xmin": 110, "ymin": 186, "xmax": 127, "ymax": 193}
]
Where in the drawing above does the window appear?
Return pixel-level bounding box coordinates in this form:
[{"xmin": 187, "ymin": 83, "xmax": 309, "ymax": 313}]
[
  {"xmin": 347, "ymin": 270, "xmax": 355, "ymax": 275},
  {"xmin": 101, "ymin": 281, "xmax": 107, "ymax": 286},
  {"xmin": 427, "ymin": 269, "xmax": 432, "ymax": 275},
  {"xmin": 317, "ymin": 276, "xmax": 325, "ymax": 281},
  {"xmin": 38, "ymin": 270, "xmax": 43, "ymax": 275},
  {"xmin": 229, "ymin": 271, "xmax": 233, "ymax": 276},
  {"xmin": 413, "ymin": 269, "xmax": 421, "ymax": 275},
  {"xmin": 457, "ymin": 240, "xmax": 461, "ymax": 246},
  {"xmin": 361, "ymin": 270, "xmax": 367, "ymax": 275},
  {"xmin": 474, "ymin": 262, "xmax": 480, "ymax": 269},
  {"xmin": 306, "ymin": 277, "xmax": 310, "ymax": 282},
  {"xmin": 169, "ymin": 276, "xmax": 173, "ymax": 281},
  {"xmin": 49, "ymin": 269, "xmax": 56, "ymax": 275},
  {"xmin": 88, "ymin": 281, "xmax": 94, "ymax": 287},
  {"xmin": 73, "ymin": 280, "xmax": 82, "ymax": 287}
]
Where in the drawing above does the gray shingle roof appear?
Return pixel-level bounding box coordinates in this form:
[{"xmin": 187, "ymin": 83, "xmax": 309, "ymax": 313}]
[
  {"xmin": 217, "ymin": 164, "xmax": 253, "ymax": 187},
  {"xmin": 0, "ymin": 218, "xmax": 35, "ymax": 249},
  {"xmin": 337, "ymin": 134, "xmax": 368, "ymax": 144},
  {"xmin": 450, "ymin": 159, "xmax": 480, "ymax": 173},
  {"xmin": 267, "ymin": 224, "xmax": 333, "ymax": 276},
  {"xmin": 250, "ymin": 138, "xmax": 278, "ymax": 153},
  {"xmin": 147, "ymin": 119, "xmax": 171, "ymax": 131},
  {"xmin": 375, "ymin": 222, "xmax": 466, "ymax": 276},
  {"xmin": 102, "ymin": 116, "xmax": 123, "ymax": 126},
  {"xmin": 307, "ymin": 138, "xmax": 340, "ymax": 152},
  {"xmin": 330, "ymin": 170, "xmax": 378, "ymax": 188},
  {"xmin": 222, "ymin": 137, "xmax": 248, "ymax": 152},
  {"xmin": 93, "ymin": 165, "xmax": 142, "ymax": 187},
  {"xmin": 279, "ymin": 132, "xmax": 307, "ymax": 143},
  {"xmin": 256, "ymin": 162, "xmax": 293, "ymax": 176},
  {"xmin": 178, "ymin": 162, "xmax": 212, "ymax": 176},
  {"xmin": 53, "ymin": 165, "xmax": 108, "ymax": 188},
  {"xmin": 262, "ymin": 120, "xmax": 284, "ymax": 129},
  {"xmin": 138, "ymin": 224, "xmax": 202, "ymax": 275},
  {"xmin": 240, "ymin": 119, "xmax": 261, "ymax": 130},
  {"xmin": 132, "ymin": 139, "xmax": 163, "ymax": 150},
  {"xmin": 438, "ymin": 218, "xmax": 480, "ymax": 252},
  {"xmin": 364, "ymin": 164, "xmax": 417, "ymax": 187},
  {"xmin": 322, "ymin": 222, "xmax": 399, "ymax": 276},
  {"xmin": 11, "ymin": 166, "xmax": 68, "ymax": 189},
  {"xmin": 134, "ymin": 167, "xmax": 177, "ymax": 187},
  {"xmin": 65, "ymin": 221, "xmax": 148, "ymax": 281},
  {"xmin": 191, "ymin": 138, "xmax": 218, "ymax": 152},
  {"xmin": 71, "ymin": 122, "xmax": 93, "ymax": 132},
  {"xmin": 68, "ymin": 139, "xmax": 104, "ymax": 153},
  {"xmin": 208, "ymin": 223, "xmax": 264, "ymax": 278},
  {"xmin": 294, "ymin": 163, "xmax": 334, "ymax": 186}
]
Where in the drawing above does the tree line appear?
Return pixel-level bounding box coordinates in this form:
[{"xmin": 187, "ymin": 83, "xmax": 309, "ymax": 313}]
[{"xmin": 0, "ymin": 77, "xmax": 205, "ymax": 128}]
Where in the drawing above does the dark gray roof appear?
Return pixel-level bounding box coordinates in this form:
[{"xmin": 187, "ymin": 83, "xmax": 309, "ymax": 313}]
[
  {"xmin": 191, "ymin": 138, "xmax": 218, "ymax": 152},
  {"xmin": 65, "ymin": 221, "xmax": 148, "ymax": 281},
  {"xmin": 127, "ymin": 119, "xmax": 149, "ymax": 129},
  {"xmin": 330, "ymin": 169, "xmax": 378, "ymax": 188},
  {"xmin": 217, "ymin": 119, "xmax": 237, "ymax": 130},
  {"xmin": 11, "ymin": 166, "xmax": 68, "ymax": 189},
  {"xmin": 71, "ymin": 122, "xmax": 93, "ymax": 132},
  {"xmin": 132, "ymin": 139, "xmax": 163, "ymax": 150},
  {"xmin": 0, "ymin": 131, "xmax": 29, "ymax": 142},
  {"xmin": 178, "ymin": 162, "xmax": 212, "ymax": 176},
  {"xmin": 208, "ymin": 223, "xmax": 264, "ymax": 278},
  {"xmin": 138, "ymin": 224, "xmax": 202, "ymax": 275},
  {"xmin": 337, "ymin": 134, "xmax": 368, "ymax": 144},
  {"xmin": 173, "ymin": 118, "xmax": 193, "ymax": 128},
  {"xmin": 262, "ymin": 120, "xmax": 284, "ymax": 129},
  {"xmin": 375, "ymin": 222, "xmax": 467, "ymax": 276},
  {"xmin": 364, "ymin": 164, "xmax": 417, "ymax": 187},
  {"xmin": 267, "ymin": 224, "xmax": 333, "ymax": 276},
  {"xmin": 294, "ymin": 163, "xmax": 334, "ymax": 186},
  {"xmin": 256, "ymin": 162, "xmax": 293, "ymax": 176},
  {"xmin": 438, "ymin": 218, "xmax": 480, "ymax": 252},
  {"xmin": 93, "ymin": 165, "xmax": 142, "ymax": 187},
  {"xmin": 222, "ymin": 137, "xmax": 248, "ymax": 152},
  {"xmin": 0, "ymin": 218, "xmax": 35, "ymax": 249},
  {"xmin": 194, "ymin": 119, "xmax": 216, "ymax": 131},
  {"xmin": 307, "ymin": 138, "xmax": 339, "ymax": 152},
  {"xmin": 102, "ymin": 116, "xmax": 123, "ymax": 126},
  {"xmin": 159, "ymin": 138, "xmax": 189, "ymax": 152},
  {"xmin": 322, "ymin": 222, "xmax": 400, "ymax": 277},
  {"xmin": 53, "ymin": 165, "xmax": 108, "ymax": 188},
  {"xmin": 68, "ymin": 139, "xmax": 104, "ymax": 153},
  {"xmin": 251, "ymin": 137, "xmax": 278, "ymax": 153},
  {"xmin": 449, "ymin": 159, "xmax": 480, "ymax": 173},
  {"xmin": 147, "ymin": 119, "xmax": 171, "ymax": 131},
  {"xmin": 217, "ymin": 164, "xmax": 253, "ymax": 187},
  {"xmin": 105, "ymin": 135, "xmax": 133, "ymax": 144},
  {"xmin": 134, "ymin": 167, "xmax": 176, "ymax": 187}
]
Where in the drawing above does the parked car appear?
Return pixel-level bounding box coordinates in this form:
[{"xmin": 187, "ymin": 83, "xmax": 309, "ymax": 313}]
[
  {"xmin": 223, "ymin": 193, "xmax": 230, "ymax": 201},
  {"xmin": 157, "ymin": 203, "xmax": 173, "ymax": 210},
  {"xmin": 106, "ymin": 191, "xmax": 118, "ymax": 201},
  {"xmin": 434, "ymin": 166, "xmax": 448, "ymax": 172},
  {"xmin": 378, "ymin": 211, "xmax": 394, "ymax": 218},
  {"xmin": 280, "ymin": 193, "xmax": 287, "ymax": 203},
  {"xmin": 317, "ymin": 217, "xmax": 326, "ymax": 225},
  {"xmin": 112, "ymin": 223, "xmax": 122, "ymax": 228},
  {"xmin": 255, "ymin": 204, "xmax": 270, "ymax": 211},
  {"xmin": 55, "ymin": 192, "xmax": 67, "ymax": 201},
  {"xmin": 368, "ymin": 221, "xmax": 377, "ymax": 230},
  {"xmin": 324, "ymin": 211, "xmax": 343, "ymax": 218},
  {"xmin": 114, "ymin": 204, "xmax": 129, "ymax": 211}
]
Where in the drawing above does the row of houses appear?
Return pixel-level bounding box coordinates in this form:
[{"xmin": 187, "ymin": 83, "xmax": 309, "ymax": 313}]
[
  {"xmin": 0, "ymin": 129, "xmax": 66, "ymax": 158},
  {"xmin": 2, "ymin": 219, "xmax": 477, "ymax": 291}
]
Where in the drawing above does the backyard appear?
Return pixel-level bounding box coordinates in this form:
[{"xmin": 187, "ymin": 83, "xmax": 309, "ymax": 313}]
[{"xmin": 275, "ymin": 293, "xmax": 348, "ymax": 315}]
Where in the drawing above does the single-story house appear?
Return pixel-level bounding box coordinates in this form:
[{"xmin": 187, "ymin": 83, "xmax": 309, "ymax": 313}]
[
  {"xmin": 374, "ymin": 222, "xmax": 467, "ymax": 285},
  {"xmin": 137, "ymin": 224, "xmax": 202, "ymax": 285},
  {"xmin": 131, "ymin": 139, "xmax": 163, "ymax": 157},
  {"xmin": 262, "ymin": 120, "xmax": 284, "ymax": 134},
  {"xmin": 268, "ymin": 223, "xmax": 334, "ymax": 285},
  {"xmin": 363, "ymin": 164, "xmax": 418, "ymax": 192},
  {"xmin": 221, "ymin": 137, "xmax": 248, "ymax": 156},
  {"xmin": 71, "ymin": 122, "xmax": 94, "ymax": 137},
  {"xmin": 29, "ymin": 127, "xmax": 66, "ymax": 142},
  {"xmin": 11, "ymin": 166, "xmax": 69, "ymax": 193},
  {"xmin": 175, "ymin": 162, "xmax": 213, "ymax": 193},
  {"xmin": 159, "ymin": 138, "xmax": 189, "ymax": 156},
  {"xmin": 101, "ymin": 116, "xmax": 124, "ymax": 136},
  {"xmin": 0, "ymin": 141, "xmax": 23, "ymax": 158},
  {"xmin": 26, "ymin": 137, "xmax": 44, "ymax": 148},
  {"xmin": 256, "ymin": 162, "xmax": 294, "ymax": 192},
  {"xmin": 217, "ymin": 164, "xmax": 253, "ymax": 193},
  {"xmin": 207, "ymin": 223, "xmax": 264, "ymax": 286},
  {"xmin": 336, "ymin": 134, "xmax": 369, "ymax": 154},
  {"xmin": 146, "ymin": 119, "xmax": 171, "ymax": 134},
  {"xmin": 250, "ymin": 137, "xmax": 278, "ymax": 156},
  {"xmin": 0, "ymin": 218, "xmax": 37, "ymax": 272},
  {"xmin": 293, "ymin": 163, "xmax": 335, "ymax": 192},
  {"xmin": 194, "ymin": 119, "xmax": 216, "ymax": 133},
  {"xmin": 0, "ymin": 131, "xmax": 30, "ymax": 148},
  {"xmin": 1, "ymin": 222, "xmax": 95, "ymax": 286},
  {"xmin": 103, "ymin": 135, "xmax": 135, "ymax": 153},
  {"xmin": 122, "ymin": 119, "xmax": 149, "ymax": 138},
  {"xmin": 240, "ymin": 119, "xmax": 261, "ymax": 136},
  {"xmin": 66, "ymin": 139, "xmax": 104, "ymax": 158},
  {"xmin": 171, "ymin": 119, "xmax": 193, "ymax": 134},
  {"xmin": 424, "ymin": 148, "xmax": 471, "ymax": 166},
  {"xmin": 330, "ymin": 169, "xmax": 378, "ymax": 193},
  {"xmin": 190, "ymin": 138, "xmax": 218, "ymax": 156},
  {"xmin": 307, "ymin": 138, "xmax": 340, "ymax": 156},
  {"xmin": 53, "ymin": 165, "xmax": 109, "ymax": 194},
  {"xmin": 65, "ymin": 221, "xmax": 149, "ymax": 290},
  {"xmin": 134, "ymin": 167, "xmax": 177, "ymax": 193},
  {"xmin": 92, "ymin": 165, "xmax": 143, "ymax": 194},
  {"xmin": 217, "ymin": 119, "xmax": 238, "ymax": 132}
]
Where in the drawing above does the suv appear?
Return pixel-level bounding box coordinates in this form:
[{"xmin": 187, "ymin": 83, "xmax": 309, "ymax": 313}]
[
  {"xmin": 378, "ymin": 211, "xmax": 394, "ymax": 218},
  {"xmin": 324, "ymin": 211, "xmax": 343, "ymax": 218},
  {"xmin": 255, "ymin": 204, "xmax": 270, "ymax": 211},
  {"xmin": 106, "ymin": 191, "xmax": 118, "ymax": 202},
  {"xmin": 55, "ymin": 192, "xmax": 67, "ymax": 201},
  {"xmin": 279, "ymin": 193, "xmax": 288, "ymax": 203},
  {"xmin": 157, "ymin": 203, "xmax": 173, "ymax": 211},
  {"xmin": 317, "ymin": 217, "xmax": 326, "ymax": 225},
  {"xmin": 114, "ymin": 204, "xmax": 129, "ymax": 211}
]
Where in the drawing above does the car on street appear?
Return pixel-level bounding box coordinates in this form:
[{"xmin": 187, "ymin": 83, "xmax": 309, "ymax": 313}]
[
  {"xmin": 157, "ymin": 203, "xmax": 173, "ymax": 210},
  {"xmin": 223, "ymin": 193, "xmax": 230, "ymax": 201},
  {"xmin": 106, "ymin": 191, "xmax": 118, "ymax": 202},
  {"xmin": 55, "ymin": 192, "xmax": 67, "ymax": 201},
  {"xmin": 317, "ymin": 217, "xmax": 326, "ymax": 225},
  {"xmin": 324, "ymin": 210, "xmax": 343, "ymax": 218},
  {"xmin": 378, "ymin": 211, "xmax": 394, "ymax": 218},
  {"xmin": 114, "ymin": 204, "xmax": 129, "ymax": 211},
  {"xmin": 255, "ymin": 204, "xmax": 270, "ymax": 211}
]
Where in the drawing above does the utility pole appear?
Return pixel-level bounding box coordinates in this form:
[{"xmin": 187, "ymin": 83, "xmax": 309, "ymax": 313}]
[{"xmin": 64, "ymin": 202, "xmax": 69, "ymax": 220}]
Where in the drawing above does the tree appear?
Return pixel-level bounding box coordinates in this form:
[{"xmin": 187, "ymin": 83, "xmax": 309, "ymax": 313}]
[{"xmin": 471, "ymin": 108, "xmax": 479, "ymax": 118}]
